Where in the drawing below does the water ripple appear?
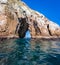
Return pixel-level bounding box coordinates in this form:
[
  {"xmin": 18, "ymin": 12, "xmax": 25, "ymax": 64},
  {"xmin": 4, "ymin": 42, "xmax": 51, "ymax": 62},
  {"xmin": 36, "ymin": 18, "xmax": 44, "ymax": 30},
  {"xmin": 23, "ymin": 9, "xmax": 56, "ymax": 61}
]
[{"xmin": 0, "ymin": 39, "xmax": 60, "ymax": 65}]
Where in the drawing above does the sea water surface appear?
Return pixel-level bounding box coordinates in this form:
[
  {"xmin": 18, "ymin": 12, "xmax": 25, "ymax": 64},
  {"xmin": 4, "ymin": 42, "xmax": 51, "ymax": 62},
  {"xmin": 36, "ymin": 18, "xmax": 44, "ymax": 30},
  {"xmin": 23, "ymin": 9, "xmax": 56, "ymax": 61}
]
[{"xmin": 0, "ymin": 38, "xmax": 60, "ymax": 65}]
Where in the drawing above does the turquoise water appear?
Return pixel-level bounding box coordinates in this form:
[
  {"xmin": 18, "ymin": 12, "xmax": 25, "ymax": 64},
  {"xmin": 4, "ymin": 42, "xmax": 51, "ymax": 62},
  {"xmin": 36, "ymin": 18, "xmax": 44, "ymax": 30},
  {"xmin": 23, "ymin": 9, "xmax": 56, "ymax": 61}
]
[{"xmin": 0, "ymin": 39, "xmax": 60, "ymax": 65}]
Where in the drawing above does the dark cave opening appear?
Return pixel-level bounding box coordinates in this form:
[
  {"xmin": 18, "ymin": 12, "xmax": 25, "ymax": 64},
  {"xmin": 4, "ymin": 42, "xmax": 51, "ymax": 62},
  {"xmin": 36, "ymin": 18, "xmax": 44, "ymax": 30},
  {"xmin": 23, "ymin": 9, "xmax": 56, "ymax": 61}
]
[{"xmin": 18, "ymin": 17, "xmax": 29, "ymax": 38}]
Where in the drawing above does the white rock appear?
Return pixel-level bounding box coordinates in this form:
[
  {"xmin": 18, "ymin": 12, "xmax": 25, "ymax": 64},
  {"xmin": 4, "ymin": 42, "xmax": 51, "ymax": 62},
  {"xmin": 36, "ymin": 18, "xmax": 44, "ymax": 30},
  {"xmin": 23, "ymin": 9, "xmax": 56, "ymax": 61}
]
[
  {"xmin": 0, "ymin": 0, "xmax": 7, "ymax": 3},
  {"xmin": 0, "ymin": 20, "xmax": 6, "ymax": 25}
]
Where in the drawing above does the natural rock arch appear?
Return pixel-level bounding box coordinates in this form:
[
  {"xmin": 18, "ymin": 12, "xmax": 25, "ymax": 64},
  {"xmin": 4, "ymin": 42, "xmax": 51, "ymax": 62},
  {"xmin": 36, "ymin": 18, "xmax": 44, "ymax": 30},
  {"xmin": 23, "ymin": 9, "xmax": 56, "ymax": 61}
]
[{"xmin": 0, "ymin": 0, "xmax": 60, "ymax": 38}]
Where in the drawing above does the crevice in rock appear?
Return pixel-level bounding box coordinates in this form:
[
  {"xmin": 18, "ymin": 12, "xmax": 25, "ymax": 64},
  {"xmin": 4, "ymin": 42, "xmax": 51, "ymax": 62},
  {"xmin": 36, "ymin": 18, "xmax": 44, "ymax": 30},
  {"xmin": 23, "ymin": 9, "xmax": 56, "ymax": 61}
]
[
  {"xmin": 47, "ymin": 24, "xmax": 52, "ymax": 36},
  {"xmin": 33, "ymin": 20, "xmax": 41, "ymax": 35}
]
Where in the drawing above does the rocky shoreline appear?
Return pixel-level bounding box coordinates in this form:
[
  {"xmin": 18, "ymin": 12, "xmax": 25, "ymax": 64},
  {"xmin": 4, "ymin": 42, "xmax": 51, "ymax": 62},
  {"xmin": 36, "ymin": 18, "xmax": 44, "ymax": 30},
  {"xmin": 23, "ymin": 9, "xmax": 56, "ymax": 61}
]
[
  {"xmin": 0, "ymin": 35, "xmax": 60, "ymax": 41},
  {"xmin": 31, "ymin": 37, "xmax": 60, "ymax": 41}
]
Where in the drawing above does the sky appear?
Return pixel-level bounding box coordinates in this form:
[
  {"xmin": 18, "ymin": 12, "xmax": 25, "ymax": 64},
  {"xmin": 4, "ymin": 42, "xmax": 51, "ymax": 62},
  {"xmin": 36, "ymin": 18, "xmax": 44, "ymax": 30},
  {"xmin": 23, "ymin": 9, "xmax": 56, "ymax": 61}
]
[
  {"xmin": 22, "ymin": 0, "xmax": 60, "ymax": 38},
  {"xmin": 22, "ymin": 0, "xmax": 60, "ymax": 25}
]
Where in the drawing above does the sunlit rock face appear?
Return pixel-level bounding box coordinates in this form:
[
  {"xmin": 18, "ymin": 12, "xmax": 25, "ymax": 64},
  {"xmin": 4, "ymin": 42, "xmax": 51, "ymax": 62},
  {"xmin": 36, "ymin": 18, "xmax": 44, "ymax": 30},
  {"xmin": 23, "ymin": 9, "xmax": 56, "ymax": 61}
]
[
  {"xmin": 0, "ymin": 1, "xmax": 18, "ymax": 37},
  {"xmin": 0, "ymin": 0, "xmax": 60, "ymax": 38},
  {"xmin": 0, "ymin": 0, "xmax": 7, "ymax": 3}
]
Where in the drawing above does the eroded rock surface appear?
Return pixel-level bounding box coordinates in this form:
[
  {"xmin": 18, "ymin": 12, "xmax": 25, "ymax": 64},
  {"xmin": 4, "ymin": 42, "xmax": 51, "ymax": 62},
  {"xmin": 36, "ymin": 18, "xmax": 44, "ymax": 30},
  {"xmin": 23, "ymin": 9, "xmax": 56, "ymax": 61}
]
[{"xmin": 0, "ymin": 0, "xmax": 60, "ymax": 38}]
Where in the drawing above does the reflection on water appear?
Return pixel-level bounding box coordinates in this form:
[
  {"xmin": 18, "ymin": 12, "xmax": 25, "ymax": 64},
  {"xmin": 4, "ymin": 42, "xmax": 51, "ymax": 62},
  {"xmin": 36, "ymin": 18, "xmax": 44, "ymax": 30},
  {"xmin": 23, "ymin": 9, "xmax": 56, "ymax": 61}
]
[{"xmin": 0, "ymin": 39, "xmax": 60, "ymax": 65}]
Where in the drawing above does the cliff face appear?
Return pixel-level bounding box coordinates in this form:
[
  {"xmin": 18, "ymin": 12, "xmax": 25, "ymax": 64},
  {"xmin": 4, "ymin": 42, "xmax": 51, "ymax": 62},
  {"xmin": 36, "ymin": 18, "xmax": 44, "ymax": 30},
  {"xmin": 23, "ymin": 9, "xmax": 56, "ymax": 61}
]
[{"xmin": 0, "ymin": 0, "xmax": 60, "ymax": 38}]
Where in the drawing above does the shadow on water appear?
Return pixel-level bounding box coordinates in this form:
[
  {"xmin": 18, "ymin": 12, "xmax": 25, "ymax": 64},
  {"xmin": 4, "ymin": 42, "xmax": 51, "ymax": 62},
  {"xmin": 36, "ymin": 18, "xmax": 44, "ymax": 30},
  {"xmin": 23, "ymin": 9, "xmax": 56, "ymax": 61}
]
[{"xmin": 0, "ymin": 39, "xmax": 60, "ymax": 65}]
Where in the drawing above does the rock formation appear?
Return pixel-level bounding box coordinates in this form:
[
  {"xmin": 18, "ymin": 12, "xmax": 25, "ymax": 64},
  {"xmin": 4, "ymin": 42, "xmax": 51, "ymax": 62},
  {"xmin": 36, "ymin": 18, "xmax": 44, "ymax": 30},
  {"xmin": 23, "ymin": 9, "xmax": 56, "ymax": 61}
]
[{"xmin": 0, "ymin": 0, "xmax": 60, "ymax": 38}]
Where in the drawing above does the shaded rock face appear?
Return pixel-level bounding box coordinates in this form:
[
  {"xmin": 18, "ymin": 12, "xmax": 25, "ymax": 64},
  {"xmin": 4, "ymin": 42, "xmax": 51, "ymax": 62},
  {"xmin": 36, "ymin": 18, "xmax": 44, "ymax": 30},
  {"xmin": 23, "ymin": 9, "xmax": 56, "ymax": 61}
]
[
  {"xmin": 0, "ymin": 0, "xmax": 60, "ymax": 38},
  {"xmin": 18, "ymin": 17, "xmax": 29, "ymax": 38}
]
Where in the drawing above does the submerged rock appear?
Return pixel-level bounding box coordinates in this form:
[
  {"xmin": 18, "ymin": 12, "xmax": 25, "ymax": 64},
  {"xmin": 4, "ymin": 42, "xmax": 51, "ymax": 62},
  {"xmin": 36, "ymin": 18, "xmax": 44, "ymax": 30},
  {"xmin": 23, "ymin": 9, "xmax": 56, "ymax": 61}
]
[{"xmin": 0, "ymin": 0, "xmax": 60, "ymax": 38}]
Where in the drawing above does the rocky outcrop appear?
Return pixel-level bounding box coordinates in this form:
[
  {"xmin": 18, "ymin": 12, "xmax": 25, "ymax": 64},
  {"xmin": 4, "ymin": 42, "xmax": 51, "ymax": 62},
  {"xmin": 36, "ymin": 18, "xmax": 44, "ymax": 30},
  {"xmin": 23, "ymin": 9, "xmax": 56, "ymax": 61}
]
[{"xmin": 0, "ymin": 0, "xmax": 60, "ymax": 38}]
